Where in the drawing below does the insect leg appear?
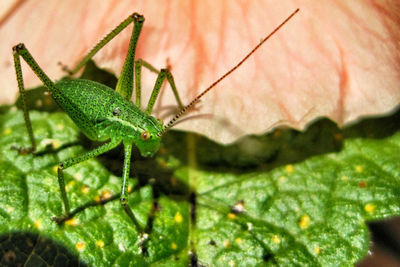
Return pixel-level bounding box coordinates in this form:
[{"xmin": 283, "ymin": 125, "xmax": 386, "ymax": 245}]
[
  {"xmin": 12, "ymin": 46, "xmax": 36, "ymax": 153},
  {"xmin": 64, "ymin": 13, "xmax": 144, "ymax": 81},
  {"xmin": 53, "ymin": 139, "xmax": 121, "ymax": 223},
  {"xmin": 115, "ymin": 14, "xmax": 144, "ymax": 101},
  {"xmin": 13, "ymin": 44, "xmax": 95, "ymax": 144},
  {"xmin": 120, "ymin": 142, "xmax": 143, "ymax": 232},
  {"xmin": 135, "ymin": 59, "xmax": 183, "ymax": 111}
]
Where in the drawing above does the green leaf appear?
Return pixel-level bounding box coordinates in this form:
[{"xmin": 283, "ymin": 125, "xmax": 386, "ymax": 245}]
[{"xmin": 0, "ymin": 108, "xmax": 399, "ymax": 266}]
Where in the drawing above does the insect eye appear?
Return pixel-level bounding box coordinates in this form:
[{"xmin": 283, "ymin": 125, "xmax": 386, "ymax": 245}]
[
  {"xmin": 112, "ymin": 107, "xmax": 120, "ymax": 116},
  {"xmin": 141, "ymin": 131, "xmax": 150, "ymax": 141}
]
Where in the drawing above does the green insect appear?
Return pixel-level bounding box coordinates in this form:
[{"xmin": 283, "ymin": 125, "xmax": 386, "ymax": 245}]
[{"xmin": 12, "ymin": 9, "xmax": 299, "ymax": 235}]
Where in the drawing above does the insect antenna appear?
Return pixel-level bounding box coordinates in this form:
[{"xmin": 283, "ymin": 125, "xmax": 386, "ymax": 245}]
[{"xmin": 158, "ymin": 8, "xmax": 299, "ymax": 136}]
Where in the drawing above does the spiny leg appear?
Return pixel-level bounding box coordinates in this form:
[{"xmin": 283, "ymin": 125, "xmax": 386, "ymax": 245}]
[
  {"xmin": 115, "ymin": 14, "xmax": 144, "ymax": 101},
  {"xmin": 62, "ymin": 13, "xmax": 144, "ymax": 87},
  {"xmin": 13, "ymin": 44, "xmax": 95, "ymax": 145},
  {"xmin": 135, "ymin": 60, "xmax": 183, "ymax": 114},
  {"xmin": 12, "ymin": 48, "xmax": 36, "ymax": 153},
  {"xmin": 120, "ymin": 142, "xmax": 143, "ymax": 233},
  {"xmin": 135, "ymin": 59, "xmax": 184, "ymax": 111},
  {"xmin": 53, "ymin": 140, "xmax": 120, "ymax": 223}
]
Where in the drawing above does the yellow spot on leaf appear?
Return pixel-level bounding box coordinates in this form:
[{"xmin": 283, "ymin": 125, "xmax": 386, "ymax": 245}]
[
  {"xmin": 56, "ymin": 124, "xmax": 64, "ymax": 130},
  {"xmin": 171, "ymin": 242, "xmax": 177, "ymax": 250},
  {"xmin": 52, "ymin": 139, "xmax": 60, "ymax": 149},
  {"xmin": 235, "ymin": 238, "xmax": 242, "ymax": 244},
  {"xmin": 285, "ymin": 164, "xmax": 294, "ymax": 173},
  {"xmin": 272, "ymin": 235, "xmax": 281, "ymax": 244},
  {"xmin": 65, "ymin": 218, "xmax": 78, "ymax": 226},
  {"xmin": 7, "ymin": 206, "xmax": 13, "ymax": 213},
  {"xmin": 52, "ymin": 165, "xmax": 58, "ymax": 173},
  {"xmin": 227, "ymin": 213, "xmax": 236, "ymax": 220},
  {"xmin": 74, "ymin": 173, "xmax": 83, "ymax": 180},
  {"xmin": 229, "ymin": 260, "xmax": 235, "ymax": 267},
  {"xmin": 279, "ymin": 176, "xmax": 287, "ymax": 183},
  {"xmin": 174, "ymin": 212, "xmax": 183, "ymax": 223},
  {"xmin": 127, "ymin": 185, "xmax": 132, "ymax": 193},
  {"xmin": 66, "ymin": 180, "xmax": 75, "ymax": 192},
  {"xmin": 355, "ymin": 165, "xmax": 363, "ymax": 173},
  {"xmin": 101, "ymin": 190, "xmax": 112, "ymax": 200},
  {"xmin": 76, "ymin": 241, "xmax": 85, "ymax": 251},
  {"xmin": 34, "ymin": 220, "xmax": 42, "ymax": 229},
  {"xmin": 364, "ymin": 203, "xmax": 375, "ymax": 213},
  {"xmin": 96, "ymin": 240, "xmax": 104, "ymax": 248},
  {"xmin": 81, "ymin": 186, "xmax": 89, "ymax": 194},
  {"xmin": 341, "ymin": 175, "xmax": 348, "ymax": 181},
  {"xmin": 299, "ymin": 215, "xmax": 310, "ymax": 229},
  {"xmin": 3, "ymin": 128, "xmax": 11, "ymax": 136},
  {"xmin": 314, "ymin": 246, "xmax": 321, "ymax": 254},
  {"xmin": 223, "ymin": 240, "xmax": 230, "ymax": 248}
]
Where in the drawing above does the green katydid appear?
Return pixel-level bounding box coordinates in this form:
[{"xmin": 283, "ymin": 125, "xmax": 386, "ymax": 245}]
[{"xmin": 12, "ymin": 9, "xmax": 299, "ymax": 234}]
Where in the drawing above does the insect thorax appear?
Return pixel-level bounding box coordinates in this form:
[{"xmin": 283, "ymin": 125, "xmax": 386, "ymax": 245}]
[{"xmin": 54, "ymin": 78, "xmax": 162, "ymax": 156}]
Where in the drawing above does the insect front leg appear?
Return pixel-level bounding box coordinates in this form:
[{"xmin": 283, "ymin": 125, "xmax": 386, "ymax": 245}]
[
  {"xmin": 12, "ymin": 46, "xmax": 37, "ymax": 153},
  {"xmin": 53, "ymin": 140, "xmax": 120, "ymax": 223},
  {"xmin": 12, "ymin": 44, "xmax": 94, "ymax": 153},
  {"xmin": 120, "ymin": 142, "xmax": 143, "ymax": 233},
  {"xmin": 134, "ymin": 59, "xmax": 184, "ymax": 111}
]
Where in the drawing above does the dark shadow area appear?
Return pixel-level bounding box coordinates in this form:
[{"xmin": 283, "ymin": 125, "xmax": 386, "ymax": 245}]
[
  {"xmin": 0, "ymin": 232, "xmax": 87, "ymax": 267},
  {"xmin": 161, "ymin": 117, "xmax": 343, "ymax": 171},
  {"xmin": 367, "ymin": 218, "xmax": 400, "ymax": 262},
  {"xmin": 343, "ymin": 108, "xmax": 400, "ymax": 139}
]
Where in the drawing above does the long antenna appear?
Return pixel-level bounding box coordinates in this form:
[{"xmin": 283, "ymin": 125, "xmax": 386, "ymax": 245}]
[{"xmin": 158, "ymin": 8, "xmax": 300, "ymax": 136}]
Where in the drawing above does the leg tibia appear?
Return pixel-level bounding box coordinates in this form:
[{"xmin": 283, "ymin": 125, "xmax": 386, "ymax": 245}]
[
  {"xmin": 66, "ymin": 13, "xmax": 144, "ymax": 76},
  {"xmin": 120, "ymin": 142, "xmax": 143, "ymax": 232},
  {"xmin": 12, "ymin": 45, "xmax": 36, "ymax": 153},
  {"xmin": 135, "ymin": 59, "xmax": 184, "ymax": 113},
  {"xmin": 53, "ymin": 140, "xmax": 120, "ymax": 223},
  {"xmin": 115, "ymin": 13, "xmax": 144, "ymax": 100}
]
